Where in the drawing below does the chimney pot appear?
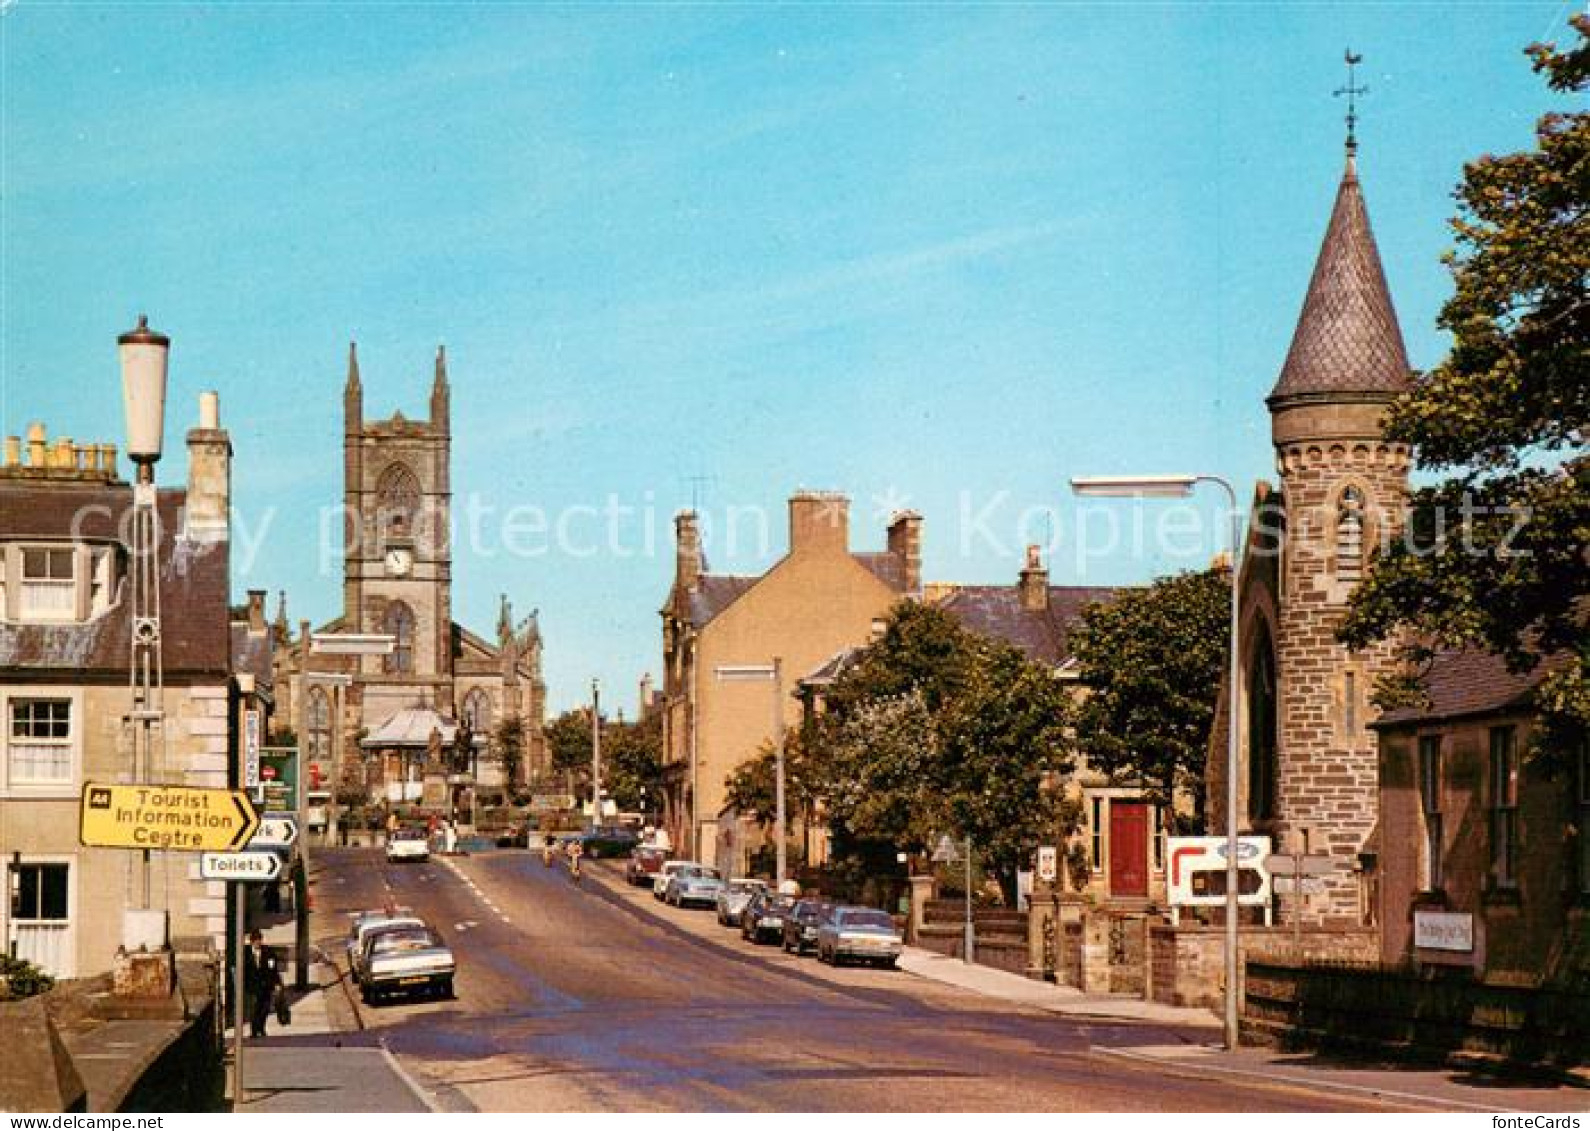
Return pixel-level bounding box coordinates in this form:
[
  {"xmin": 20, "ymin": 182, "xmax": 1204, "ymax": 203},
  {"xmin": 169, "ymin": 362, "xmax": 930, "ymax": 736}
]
[
  {"xmin": 199, "ymin": 390, "xmax": 220, "ymax": 431},
  {"xmin": 3, "ymin": 436, "xmax": 19, "ymax": 468},
  {"xmin": 26, "ymin": 423, "xmax": 45, "ymax": 467}
]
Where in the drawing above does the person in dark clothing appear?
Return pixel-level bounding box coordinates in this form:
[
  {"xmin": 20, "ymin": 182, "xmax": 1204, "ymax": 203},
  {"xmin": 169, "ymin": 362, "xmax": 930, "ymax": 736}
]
[{"xmin": 243, "ymin": 930, "xmax": 282, "ymax": 1038}]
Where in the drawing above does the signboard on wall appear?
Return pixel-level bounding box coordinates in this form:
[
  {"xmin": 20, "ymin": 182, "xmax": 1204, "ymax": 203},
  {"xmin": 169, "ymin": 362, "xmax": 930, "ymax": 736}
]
[
  {"xmin": 243, "ymin": 710, "xmax": 261, "ymax": 790},
  {"xmin": 1036, "ymin": 845, "xmax": 1058, "ymax": 883},
  {"xmin": 1166, "ymin": 836, "xmax": 1273, "ymax": 908},
  {"xmin": 1414, "ymin": 910, "xmax": 1474, "ymax": 953}
]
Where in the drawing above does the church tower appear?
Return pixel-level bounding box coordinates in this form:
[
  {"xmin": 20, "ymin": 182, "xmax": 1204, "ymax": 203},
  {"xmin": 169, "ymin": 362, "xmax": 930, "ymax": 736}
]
[
  {"xmin": 1259, "ymin": 132, "xmax": 1413, "ymax": 928},
  {"xmin": 342, "ymin": 343, "xmax": 456, "ymax": 725}
]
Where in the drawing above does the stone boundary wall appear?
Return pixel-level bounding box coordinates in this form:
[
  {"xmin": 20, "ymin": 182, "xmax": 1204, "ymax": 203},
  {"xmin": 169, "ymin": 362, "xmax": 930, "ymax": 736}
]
[
  {"xmin": 1245, "ymin": 959, "xmax": 1590, "ymax": 1072},
  {"xmin": 1147, "ymin": 924, "xmax": 1378, "ymax": 1009}
]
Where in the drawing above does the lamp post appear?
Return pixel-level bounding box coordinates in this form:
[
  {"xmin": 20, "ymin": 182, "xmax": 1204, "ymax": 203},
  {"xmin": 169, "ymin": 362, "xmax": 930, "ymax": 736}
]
[
  {"xmin": 590, "ymin": 679, "xmax": 602, "ymax": 830},
  {"xmin": 714, "ymin": 662, "xmax": 788, "ymax": 884},
  {"xmin": 1070, "ymin": 473, "xmax": 1243, "ymax": 1051},
  {"xmin": 118, "ymin": 315, "xmax": 169, "ymax": 914}
]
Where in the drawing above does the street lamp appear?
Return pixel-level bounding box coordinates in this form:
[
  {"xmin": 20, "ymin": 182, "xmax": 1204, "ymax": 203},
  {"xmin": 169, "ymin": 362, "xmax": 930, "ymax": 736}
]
[
  {"xmin": 118, "ymin": 316, "xmax": 169, "ymax": 920},
  {"xmin": 715, "ymin": 661, "xmax": 788, "ymax": 885},
  {"xmin": 591, "ymin": 679, "xmax": 602, "ymax": 829},
  {"xmin": 1070, "ymin": 472, "xmax": 1243, "ymax": 1051}
]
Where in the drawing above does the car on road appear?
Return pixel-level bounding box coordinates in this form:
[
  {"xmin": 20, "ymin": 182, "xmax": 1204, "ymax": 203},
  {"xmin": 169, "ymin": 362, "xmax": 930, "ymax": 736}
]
[
  {"xmin": 346, "ymin": 910, "xmax": 425, "ymax": 979},
  {"xmin": 664, "ymin": 864, "xmax": 724, "ymax": 908},
  {"xmin": 781, "ymin": 898, "xmax": 831, "ymax": 956},
  {"xmin": 579, "ymin": 826, "xmax": 640, "ymax": 859},
  {"xmin": 626, "ymin": 846, "xmax": 669, "ymax": 886},
  {"xmin": 817, "ymin": 906, "xmax": 903, "ymax": 968},
  {"xmin": 358, "ymin": 923, "xmax": 456, "ymax": 1004},
  {"xmin": 716, "ymin": 878, "xmax": 767, "ymax": 926},
  {"xmin": 386, "ymin": 827, "xmax": 431, "ymax": 864},
  {"xmin": 652, "ymin": 860, "xmax": 694, "ymax": 900},
  {"xmin": 740, "ymin": 891, "xmax": 795, "ymax": 944}
]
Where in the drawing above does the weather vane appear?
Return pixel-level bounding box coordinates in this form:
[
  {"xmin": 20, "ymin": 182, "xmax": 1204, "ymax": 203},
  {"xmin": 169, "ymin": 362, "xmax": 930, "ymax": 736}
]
[{"xmin": 1335, "ymin": 49, "xmax": 1368, "ymax": 155}]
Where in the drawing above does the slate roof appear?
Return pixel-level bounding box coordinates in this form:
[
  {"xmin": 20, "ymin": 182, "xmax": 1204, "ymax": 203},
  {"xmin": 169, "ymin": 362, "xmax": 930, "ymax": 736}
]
[
  {"xmin": 853, "ymin": 552, "xmax": 908, "ymax": 591},
  {"xmin": 1375, "ymin": 648, "xmax": 1569, "ymax": 728},
  {"xmin": 1269, "ymin": 158, "xmax": 1412, "ymax": 403},
  {"xmin": 0, "ymin": 484, "xmax": 230, "ymax": 678},
  {"xmin": 936, "ymin": 585, "xmax": 1118, "ymax": 666}
]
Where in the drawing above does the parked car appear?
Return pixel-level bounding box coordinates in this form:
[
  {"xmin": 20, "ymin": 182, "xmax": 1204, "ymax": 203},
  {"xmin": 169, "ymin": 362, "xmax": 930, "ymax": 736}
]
[
  {"xmin": 781, "ymin": 898, "xmax": 831, "ymax": 955},
  {"xmin": 665, "ymin": 864, "xmax": 724, "ymax": 908},
  {"xmin": 579, "ymin": 826, "xmax": 640, "ymax": 859},
  {"xmin": 740, "ymin": 891, "xmax": 795, "ymax": 944},
  {"xmin": 716, "ymin": 878, "xmax": 767, "ymax": 926},
  {"xmin": 626, "ymin": 846, "xmax": 669, "ymax": 886},
  {"xmin": 817, "ymin": 905, "xmax": 903, "ymax": 968},
  {"xmin": 653, "ymin": 860, "xmax": 693, "ymax": 900},
  {"xmin": 386, "ymin": 827, "xmax": 430, "ymax": 864},
  {"xmin": 346, "ymin": 910, "xmax": 425, "ymax": 979},
  {"xmin": 358, "ymin": 923, "xmax": 456, "ymax": 1004}
]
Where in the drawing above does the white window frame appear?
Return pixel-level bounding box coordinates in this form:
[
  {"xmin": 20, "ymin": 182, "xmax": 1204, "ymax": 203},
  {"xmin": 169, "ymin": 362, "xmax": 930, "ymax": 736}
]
[
  {"xmin": 1, "ymin": 688, "xmax": 84, "ymax": 797},
  {"xmin": 17, "ymin": 545, "xmax": 77, "ymax": 623},
  {"xmin": 8, "ymin": 855, "xmax": 77, "ymax": 980},
  {"xmin": 1418, "ymin": 734, "xmax": 1443, "ymax": 892}
]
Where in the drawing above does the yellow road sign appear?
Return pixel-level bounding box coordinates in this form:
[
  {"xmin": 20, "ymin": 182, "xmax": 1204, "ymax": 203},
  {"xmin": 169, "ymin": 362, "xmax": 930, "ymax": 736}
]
[{"xmin": 80, "ymin": 782, "xmax": 261, "ymax": 852}]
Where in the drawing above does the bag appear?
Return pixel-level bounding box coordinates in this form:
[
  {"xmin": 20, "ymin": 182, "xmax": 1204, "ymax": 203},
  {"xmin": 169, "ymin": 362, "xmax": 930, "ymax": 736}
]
[{"xmin": 274, "ymin": 987, "xmax": 291, "ymax": 1027}]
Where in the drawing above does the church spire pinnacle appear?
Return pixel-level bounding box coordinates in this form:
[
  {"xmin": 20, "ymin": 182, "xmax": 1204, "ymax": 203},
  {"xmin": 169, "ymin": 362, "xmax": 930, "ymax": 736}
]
[
  {"xmin": 1335, "ymin": 49, "xmax": 1368, "ymax": 174},
  {"xmin": 346, "ymin": 340, "xmax": 362, "ymax": 392},
  {"xmin": 1268, "ymin": 59, "xmax": 1408, "ymax": 408},
  {"xmin": 430, "ymin": 343, "xmax": 450, "ymax": 429}
]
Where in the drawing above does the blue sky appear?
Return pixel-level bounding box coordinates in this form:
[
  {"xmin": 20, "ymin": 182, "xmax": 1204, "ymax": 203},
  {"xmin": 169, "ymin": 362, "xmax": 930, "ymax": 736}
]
[{"xmin": 1, "ymin": 2, "xmax": 1577, "ymax": 714}]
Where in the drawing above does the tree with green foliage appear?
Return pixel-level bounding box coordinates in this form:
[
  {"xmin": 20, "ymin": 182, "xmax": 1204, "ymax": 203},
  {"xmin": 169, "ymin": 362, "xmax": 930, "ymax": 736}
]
[
  {"xmin": 1067, "ymin": 567, "xmax": 1230, "ymax": 825},
  {"xmin": 545, "ymin": 707, "xmax": 593, "ymax": 791},
  {"xmin": 815, "ymin": 602, "xmax": 1076, "ymax": 901},
  {"xmin": 494, "ymin": 715, "xmax": 527, "ymax": 792},
  {"xmin": 1340, "ymin": 20, "xmax": 1589, "ymax": 750},
  {"xmin": 603, "ymin": 710, "xmax": 664, "ymax": 814}
]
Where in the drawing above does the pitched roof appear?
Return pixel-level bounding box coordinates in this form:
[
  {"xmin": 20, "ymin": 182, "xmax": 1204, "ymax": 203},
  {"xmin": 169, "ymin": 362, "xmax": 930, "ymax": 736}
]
[
  {"xmin": 1269, "ymin": 157, "xmax": 1412, "ymax": 404},
  {"xmin": 1374, "ymin": 648, "xmax": 1570, "ymax": 728},
  {"xmin": 230, "ymin": 623, "xmax": 274, "ymax": 696},
  {"xmin": 936, "ymin": 585, "xmax": 1118, "ymax": 666},
  {"xmin": 686, "ymin": 574, "xmax": 760, "ymax": 626},
  {"xmin": 853, "ymin": 552, "xmax": 907, "ymax": 590},
  {"xmin": 0, "ymin": 484, "xmax": 230, "ymax": 678}
]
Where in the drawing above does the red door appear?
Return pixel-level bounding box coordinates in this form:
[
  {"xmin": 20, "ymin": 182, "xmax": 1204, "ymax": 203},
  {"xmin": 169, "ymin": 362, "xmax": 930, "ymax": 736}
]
[{"xmin": 1109, "ymin": 801, "xmax": 1149, "ymax": 898}]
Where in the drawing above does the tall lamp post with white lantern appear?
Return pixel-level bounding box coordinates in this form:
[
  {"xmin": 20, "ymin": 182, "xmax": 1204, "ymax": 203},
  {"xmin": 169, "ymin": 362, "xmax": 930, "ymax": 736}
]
[
  {"xmin": 118, "ymin": 316, "xmax": 170, "ymax": 921},
  {"xmin": 1069, "ymin": 473, "xmax": 1243, "ymax": 1051}
]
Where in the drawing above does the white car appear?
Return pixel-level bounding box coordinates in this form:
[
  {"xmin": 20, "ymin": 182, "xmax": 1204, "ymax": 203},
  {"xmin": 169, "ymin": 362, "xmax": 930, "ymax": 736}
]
[
  {"xmin": 358, "ymin": 924, "xmax": 456, "ymax": 1004},
  {"xmin": 387, "ymin": 828, "xmax": 431, "ymax": 863},
  {"xmin": 346, "ymin": 910, "xmax": 425, "ymax": 979},
  {"xmin": 652, "ymin": 860, "xmax": 693, "ymax": 900}
]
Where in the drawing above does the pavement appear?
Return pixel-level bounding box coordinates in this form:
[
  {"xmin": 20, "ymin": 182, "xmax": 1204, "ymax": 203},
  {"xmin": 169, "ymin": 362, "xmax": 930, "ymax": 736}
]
[{"xmin": 230, "ymin": 845, "xmax": 1588, "ymax": 1113}]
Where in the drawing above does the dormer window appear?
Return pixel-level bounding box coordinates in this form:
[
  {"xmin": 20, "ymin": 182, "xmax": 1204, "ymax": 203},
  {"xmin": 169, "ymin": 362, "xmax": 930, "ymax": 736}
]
[{"xmin": 2, "ymin": 543, "xmax": 120, "ymax": 624}]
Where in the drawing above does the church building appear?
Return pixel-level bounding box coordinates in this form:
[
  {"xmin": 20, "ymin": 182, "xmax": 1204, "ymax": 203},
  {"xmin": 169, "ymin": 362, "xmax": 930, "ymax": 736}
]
[
  {"xmin": 1209, "ymin": 129, "xmax": 1412, "ymax": 950},
  {"xmin": 273, "ymin": 344, "xmax": 547, "ymax": 822}
]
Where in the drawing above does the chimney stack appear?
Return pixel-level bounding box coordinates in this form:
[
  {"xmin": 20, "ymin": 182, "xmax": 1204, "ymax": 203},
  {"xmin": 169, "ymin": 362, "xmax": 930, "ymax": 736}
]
[
  {"xmin": 185, "ymin": 391, "xmax": 231, "ymax": 543},
  {"xmin": 788, "ymin": 490, "xmax": 849, "ymax": 557},
  {"xmin": 1018, "ymin": 544, "xmax": 1049, "ymax": 613},
  {"xmin": 675, "ymin": 511, "xmax": 702, "ymax": 592},
  {"xmin": 887, "ymin": 510, "xmax": 923, "ymax": 595},
  {"xmin": 246, "ymin": 589, "xmax": 267, "ymax": 635},
  {"xmin": 639, "ymin": 672, "xmax": 655, "ymax": 715}
]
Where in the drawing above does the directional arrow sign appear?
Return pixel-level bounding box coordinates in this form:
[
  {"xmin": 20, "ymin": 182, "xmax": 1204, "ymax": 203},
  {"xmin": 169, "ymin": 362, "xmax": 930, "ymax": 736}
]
[
  {"xmin": 250, "ymin": 816, "xmax": 299, "ymax": 850},
  {"xmin": 80, "ymin": 783, "xmax": 260, "ymax": 852},
  {"xmin": 200, "ymin": 851, "xmax": 283, "ymax": 883}
]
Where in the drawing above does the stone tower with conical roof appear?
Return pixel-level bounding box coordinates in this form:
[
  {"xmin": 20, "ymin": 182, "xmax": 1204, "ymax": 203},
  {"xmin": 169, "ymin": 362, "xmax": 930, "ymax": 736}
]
[{"xmin": 1261, "ymin": 141, "xmax": 1413, "ymax": 929}]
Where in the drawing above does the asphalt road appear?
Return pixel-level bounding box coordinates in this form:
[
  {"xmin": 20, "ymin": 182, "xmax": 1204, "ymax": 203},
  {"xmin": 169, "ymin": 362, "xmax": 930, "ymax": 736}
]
[{"xmin": 313, "ymin": 846, "xmax": 1393, "ymax": 1112}]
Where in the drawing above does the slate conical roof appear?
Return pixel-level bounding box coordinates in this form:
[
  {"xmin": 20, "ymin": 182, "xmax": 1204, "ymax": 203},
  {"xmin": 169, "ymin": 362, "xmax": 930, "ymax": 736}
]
[{"xmin": 1269, "ymin": 154, "xmax": 1412, "ymax": 404}]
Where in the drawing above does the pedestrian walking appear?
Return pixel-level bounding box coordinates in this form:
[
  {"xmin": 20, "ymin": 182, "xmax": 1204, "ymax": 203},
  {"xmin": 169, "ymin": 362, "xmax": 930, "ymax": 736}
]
[{"xmin": 243, "ymin": 930, "xmax": 282, "ymax": 1039}]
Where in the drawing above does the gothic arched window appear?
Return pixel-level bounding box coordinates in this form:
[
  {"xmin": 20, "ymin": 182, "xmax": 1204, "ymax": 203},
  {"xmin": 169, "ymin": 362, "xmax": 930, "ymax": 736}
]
[
  {"xmin": 384, "ymin": 601, "xmax": 415, "ymax": 674},
  {"xmin": 1247, "ymin": 621, "xmax": 1278, "ymax": 822},
  {"xmin": 462, "ymin": 688, "xmax": 492, "ymax": 734},
  {"xmin": 376, "ymin": 463, "xmax": 421, "ymax": 537},
  {"xmin": 1336, "ymin": 486, "xmax": 1367, "ymax": 584},
  {"xmin": 307, "ymin": 686, "xmax": 331, "ymax": 766}
]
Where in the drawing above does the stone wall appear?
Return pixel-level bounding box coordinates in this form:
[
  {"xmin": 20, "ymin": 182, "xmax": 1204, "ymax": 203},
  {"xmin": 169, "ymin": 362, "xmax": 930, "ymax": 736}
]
[
  {"xmin": 1244, "ymin": 959, "xmax": 1590, "ymax": 1072},
  {"xmin": 1147, "ymin": 923, "xmax": 1379, "ymax": 1010}
]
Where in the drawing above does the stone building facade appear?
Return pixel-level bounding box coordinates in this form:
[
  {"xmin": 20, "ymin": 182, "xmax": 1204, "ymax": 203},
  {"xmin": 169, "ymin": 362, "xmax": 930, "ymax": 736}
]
[
  {"xmin": 659, "ymin": 493, "xmax": 918, "ymax": 863},
  {"xmin": 0, "ymin": 395, "xmax": 247, "ymax": 978},
  {"xmin": 273, "ymin": 345, "xmax": 546, "ymax": 817},
  {"xmin": 1209, "ymin": 144, "xmax": 1412, "ymax": 934}
]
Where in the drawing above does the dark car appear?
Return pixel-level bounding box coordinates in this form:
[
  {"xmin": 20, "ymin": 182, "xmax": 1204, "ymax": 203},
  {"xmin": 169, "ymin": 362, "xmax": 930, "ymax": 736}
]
[
  {"xmin": 740, "ymin": 891, "xmax": 795, "ymax": 945},
  {"xmin": 579, "ymin": 827, "xmax": 640, "ymax": 859},
  {"xmin": 781, "ymin": 898, "xmax": 831, "ymax": 956},
  {"xmin": 625, "ymin": 846, "xmax": 668, "ymax": 886}
]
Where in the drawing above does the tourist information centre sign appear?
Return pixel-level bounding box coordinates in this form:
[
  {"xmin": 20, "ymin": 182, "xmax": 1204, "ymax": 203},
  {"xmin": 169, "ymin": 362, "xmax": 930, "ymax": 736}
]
[{"xmin": 80, "ymin": 783, "xmax": 261, "ymax": 851}]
